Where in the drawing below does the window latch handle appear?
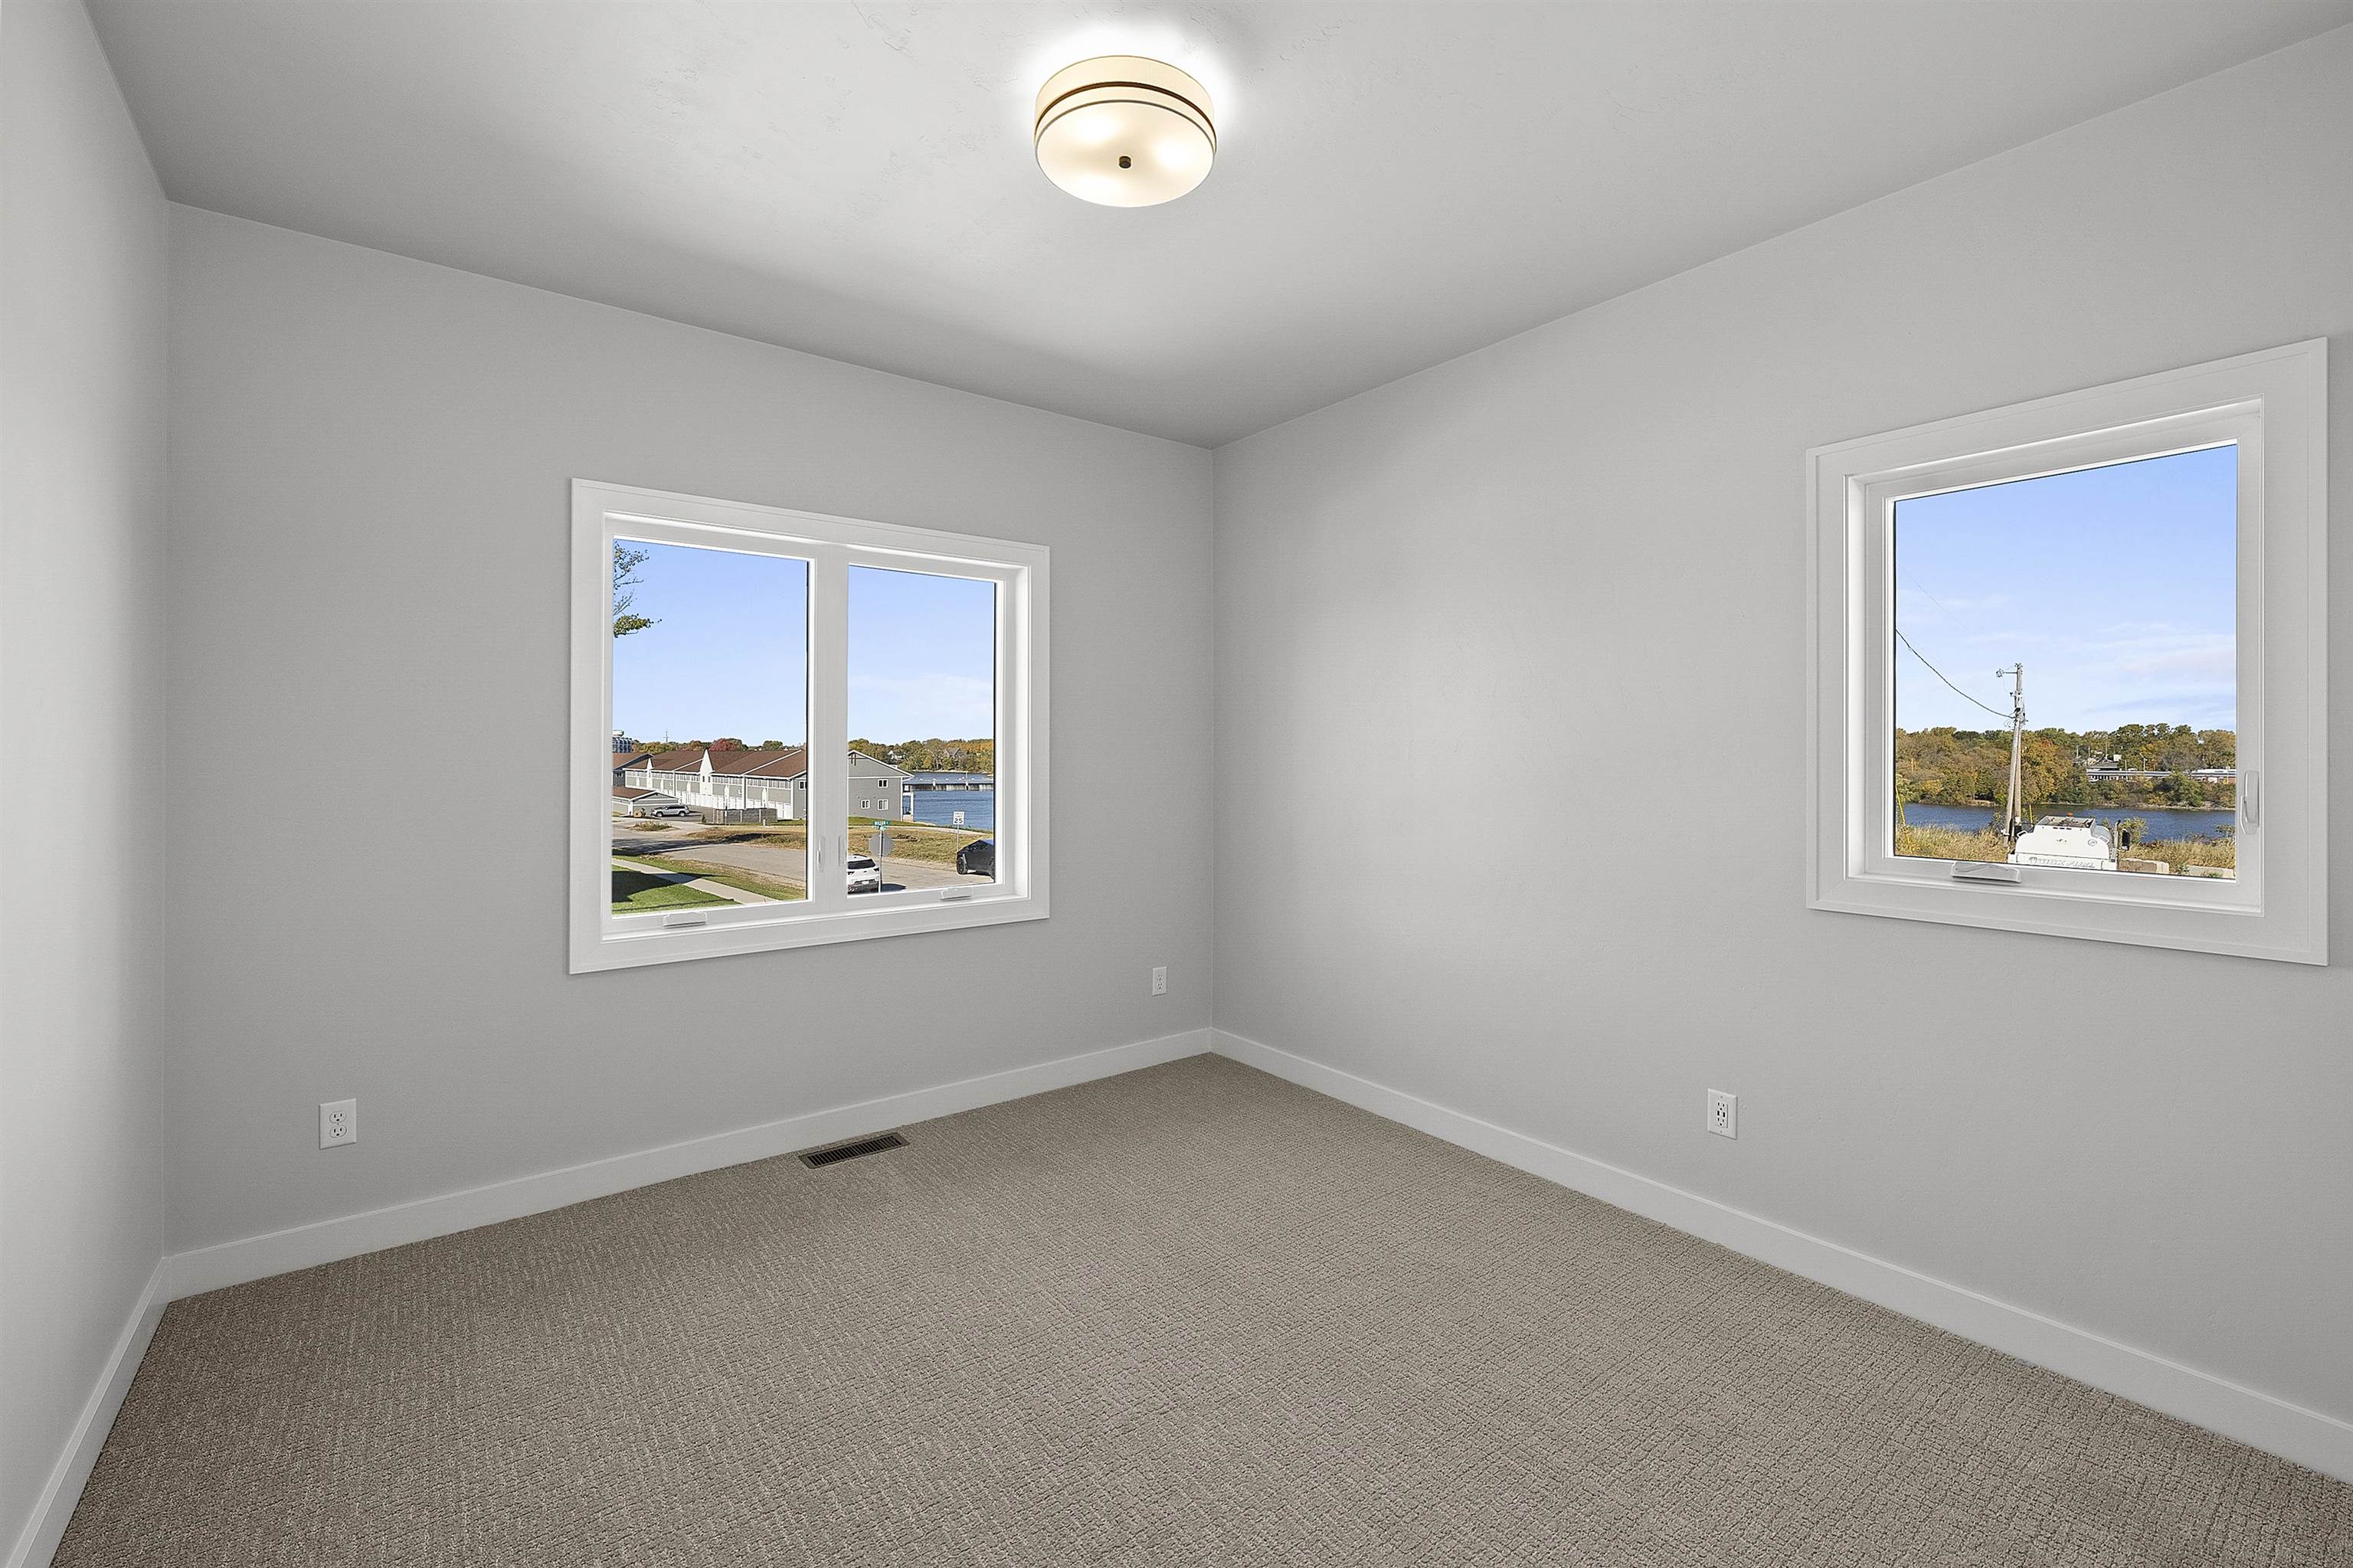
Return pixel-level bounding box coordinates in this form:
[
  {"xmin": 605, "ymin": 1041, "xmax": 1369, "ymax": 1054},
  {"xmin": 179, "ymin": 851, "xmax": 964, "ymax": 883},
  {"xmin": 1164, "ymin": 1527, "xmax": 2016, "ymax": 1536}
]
[
  {"xmin": 1950, "ymin": 860, "xmax": 2021, "ymax": 884},
  {"xmin": 2240, "ymin": 769, "xmax": 2260, "ymax": 830}
]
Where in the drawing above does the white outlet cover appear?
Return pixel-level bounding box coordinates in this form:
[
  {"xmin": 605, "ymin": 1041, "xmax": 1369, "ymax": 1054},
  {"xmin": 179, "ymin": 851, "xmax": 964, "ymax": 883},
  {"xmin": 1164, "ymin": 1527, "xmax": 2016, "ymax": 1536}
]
[
  {"xmin": 1151, "ymin": 966, "xmax": 1167, "ymax": 996},
  {"xmin": 1707, "ymin": 1090, "xmax": 1737, "ymax": 1140},
  {"xmin": 319, "ymin": 1098, "xmax": 358, "ymax": 1148}
]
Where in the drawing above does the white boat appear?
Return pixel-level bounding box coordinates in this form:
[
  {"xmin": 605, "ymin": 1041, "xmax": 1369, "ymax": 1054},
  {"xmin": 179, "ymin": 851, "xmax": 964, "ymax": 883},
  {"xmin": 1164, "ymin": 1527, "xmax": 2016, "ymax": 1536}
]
[{"xmin": 2009, "ymin": 816, "xmax": 2117, "ymax": 872}]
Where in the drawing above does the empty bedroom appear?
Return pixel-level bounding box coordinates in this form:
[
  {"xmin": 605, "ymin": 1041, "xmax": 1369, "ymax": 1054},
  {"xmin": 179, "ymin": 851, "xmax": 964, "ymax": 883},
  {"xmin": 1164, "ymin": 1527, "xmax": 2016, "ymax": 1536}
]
[{"xmin": 3, "ymin": 1, "xmax": 2349, "ymax": 1563}]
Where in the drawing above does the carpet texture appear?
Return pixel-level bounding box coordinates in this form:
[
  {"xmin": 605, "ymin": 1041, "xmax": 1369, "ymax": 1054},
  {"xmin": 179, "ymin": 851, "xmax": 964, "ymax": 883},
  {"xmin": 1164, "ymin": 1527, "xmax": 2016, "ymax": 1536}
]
[{"xmin": 58, "ymin": 1054, "xmax": 2352, "ymax": 1566}]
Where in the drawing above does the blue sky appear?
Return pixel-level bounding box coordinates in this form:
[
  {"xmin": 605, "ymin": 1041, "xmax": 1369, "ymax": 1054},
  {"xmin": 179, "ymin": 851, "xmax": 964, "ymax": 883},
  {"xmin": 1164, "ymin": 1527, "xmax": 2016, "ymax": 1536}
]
[
  {"xmin": 848, "ymin": 565, "xmax": 996, "ymax": 741},
  {"xmin": 611, "ymin": 542, "xmax": 996, "ymax": 744},
  {"xmin": 1893, "ymin": 444, "xmax": 2236, "ymax": 733}
]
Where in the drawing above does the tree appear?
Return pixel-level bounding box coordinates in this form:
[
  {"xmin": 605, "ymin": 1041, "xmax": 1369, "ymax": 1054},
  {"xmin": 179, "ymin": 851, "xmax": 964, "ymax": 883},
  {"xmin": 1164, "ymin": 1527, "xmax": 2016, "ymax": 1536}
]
[
  {"xmin": 1894, "ymin": 775, "xmax": 1922, "ymax": 828},
  {"xmin": 1896, "ymin": 724, "xmax": 2232, "ymax": 810},
  {"xmin": 613, "ymin": 544, "xmax": 656, "ymax": 638},
  {"xmin": 2019, "ymin": 732, "xmax": 2087, "ymax": 817}
]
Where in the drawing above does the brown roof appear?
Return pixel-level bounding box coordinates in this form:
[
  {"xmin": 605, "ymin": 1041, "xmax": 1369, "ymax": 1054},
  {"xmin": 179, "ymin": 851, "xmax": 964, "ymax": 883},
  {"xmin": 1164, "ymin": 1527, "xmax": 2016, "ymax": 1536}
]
[
  {"xmin": 633, "ymin": 746, "xmax": 904, "ymax": 780},
  {"xmin": 612, "ymin": 786, "xmax": 660, "ymax": 800},
  {"xmin": 642, "ymin": 745, "xmax": 809, "ymax": 779},
  {"xmin": 611, "ymin": 748, "xmax": 656, "ymax": 771}
]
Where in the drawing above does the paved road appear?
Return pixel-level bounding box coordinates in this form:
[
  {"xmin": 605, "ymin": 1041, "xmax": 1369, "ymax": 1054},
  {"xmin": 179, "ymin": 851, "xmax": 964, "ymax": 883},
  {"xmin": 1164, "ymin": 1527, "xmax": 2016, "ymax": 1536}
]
[{"xmin": 614, "ymin": 826, "xmax": 984, "ymax": 895}]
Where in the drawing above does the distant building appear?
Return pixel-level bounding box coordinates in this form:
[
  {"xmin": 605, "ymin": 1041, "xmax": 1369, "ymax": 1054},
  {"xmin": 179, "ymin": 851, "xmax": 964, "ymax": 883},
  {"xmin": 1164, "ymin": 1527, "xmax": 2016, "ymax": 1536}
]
[
  {"xmin": 906, "ymin": 771, "xmax": 993, "ymax": 790},
  {"xmin": 611, "ymin": 729, "xmax": 640, "ymax": 751},
  {"xmin": 611, "ymin": 786, "xmax": 677, "ymax": 816},
  {"xmin": 621, "ymin": 745, "xmax": 911, "ymax": 819},
  {"xmin": 2084, "ymin": 764, "xmax": 2234, "ymax": 783},
  {"xmin": 845, "ymin": 751, "xmax": 915, "ymax": 817}
]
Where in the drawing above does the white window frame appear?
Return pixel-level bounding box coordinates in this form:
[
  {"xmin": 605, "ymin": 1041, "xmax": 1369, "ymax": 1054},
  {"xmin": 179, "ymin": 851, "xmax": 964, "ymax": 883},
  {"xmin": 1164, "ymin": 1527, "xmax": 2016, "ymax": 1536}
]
[
  {"xmin": 1808, "ymin": 340, "xmax": 2325, "ymax": 964},
  {"xmin": 571, "ymin": 480, "xmax": 1048, "ymax": 973}
]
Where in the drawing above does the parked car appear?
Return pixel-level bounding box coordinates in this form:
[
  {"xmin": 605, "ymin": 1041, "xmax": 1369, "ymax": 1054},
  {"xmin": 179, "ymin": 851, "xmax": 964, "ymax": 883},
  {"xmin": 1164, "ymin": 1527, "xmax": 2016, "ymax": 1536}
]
[
  {"xmin": 956, "ymin": 839, "xmax": 994, "ymax": 876},
  {"xmin": 649, "ymin": 804, "xmax": 693, "ymax": 818},
  {"xmin": 846, "ymin": 853, "xmax": 882, "ymax": 894}
]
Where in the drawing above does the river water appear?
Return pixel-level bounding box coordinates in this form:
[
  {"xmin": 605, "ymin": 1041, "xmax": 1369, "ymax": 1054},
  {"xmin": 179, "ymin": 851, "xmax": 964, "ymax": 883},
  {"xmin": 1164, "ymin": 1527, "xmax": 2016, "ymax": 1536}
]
[
  {"xmin": 1903, "ymin": 803, "xmax": 2234, "ymax": 840},
  {"xmin": 908, "ymin": 787, "xmax": 994, "ymax": 833}
]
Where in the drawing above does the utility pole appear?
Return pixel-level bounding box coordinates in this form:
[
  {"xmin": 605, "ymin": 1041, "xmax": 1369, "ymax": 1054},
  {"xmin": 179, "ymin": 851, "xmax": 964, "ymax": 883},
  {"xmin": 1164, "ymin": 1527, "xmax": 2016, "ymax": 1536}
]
[{"xmin": 1996, "ymin": 663, "xmax": 2025, "ymax": 844}]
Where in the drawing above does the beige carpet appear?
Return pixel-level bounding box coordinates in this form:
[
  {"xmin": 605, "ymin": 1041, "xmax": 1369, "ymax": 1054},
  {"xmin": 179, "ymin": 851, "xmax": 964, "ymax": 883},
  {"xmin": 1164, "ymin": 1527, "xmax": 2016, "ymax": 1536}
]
[{"xmin": 59, "ymin": 1054, "xmax": 2351, "ymax": 1566}]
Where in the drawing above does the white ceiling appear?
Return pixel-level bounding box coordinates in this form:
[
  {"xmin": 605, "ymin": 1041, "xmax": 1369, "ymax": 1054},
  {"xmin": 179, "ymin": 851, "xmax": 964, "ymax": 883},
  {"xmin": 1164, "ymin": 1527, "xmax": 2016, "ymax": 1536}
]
[{"xmin": 89, "ymin": 1, "xmax": 2353, "ymax": 447}]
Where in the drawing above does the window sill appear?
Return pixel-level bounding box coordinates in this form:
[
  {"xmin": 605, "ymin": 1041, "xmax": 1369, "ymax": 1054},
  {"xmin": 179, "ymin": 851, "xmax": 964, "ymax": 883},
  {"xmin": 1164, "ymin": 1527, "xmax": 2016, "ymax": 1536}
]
[
  {"xmin": 1808, "ymin": 872, "xmax": 2315, "ymax": 965},
  {"xmin": 574, "ymin": 887, "xmax": 1046, "ymax": 973}
]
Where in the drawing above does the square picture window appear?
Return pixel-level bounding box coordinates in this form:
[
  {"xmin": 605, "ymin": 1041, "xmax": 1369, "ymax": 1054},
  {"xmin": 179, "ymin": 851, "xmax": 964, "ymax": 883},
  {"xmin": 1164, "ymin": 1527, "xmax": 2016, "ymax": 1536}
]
[
  {"xmin": 1890, "ymin": 447, "xmax": 2238, "ymax": 881},
  {"xmin": 1808, "ymin": 341, "xmax": 2325, "ymax": 963}
]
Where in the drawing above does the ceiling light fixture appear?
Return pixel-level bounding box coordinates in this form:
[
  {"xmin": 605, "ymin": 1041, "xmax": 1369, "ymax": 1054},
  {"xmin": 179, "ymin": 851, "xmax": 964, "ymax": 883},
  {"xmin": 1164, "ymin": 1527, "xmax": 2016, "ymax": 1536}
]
[{"xmin": 1033, "ymin": 55, "xmax": 1215, "ymax": 208}]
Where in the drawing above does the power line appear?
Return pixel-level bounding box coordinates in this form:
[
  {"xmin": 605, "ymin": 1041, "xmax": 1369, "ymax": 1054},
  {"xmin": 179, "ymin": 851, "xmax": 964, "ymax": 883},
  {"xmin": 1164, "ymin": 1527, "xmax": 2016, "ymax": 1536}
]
[
  {"xmin": 1896, "ymin": 628, "xmax": 2012, "ymax": 722},
  {"xmin": 1897, "ymin": 572, "xmax": 1978, "ymax": 636}
]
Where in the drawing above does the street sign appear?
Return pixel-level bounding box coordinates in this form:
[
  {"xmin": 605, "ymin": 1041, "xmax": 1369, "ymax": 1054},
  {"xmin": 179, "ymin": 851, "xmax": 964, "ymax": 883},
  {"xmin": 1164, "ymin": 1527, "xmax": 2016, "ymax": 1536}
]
[{"xmin": 869, "ymin": 830, "xmax": 892, "ymax": 859}]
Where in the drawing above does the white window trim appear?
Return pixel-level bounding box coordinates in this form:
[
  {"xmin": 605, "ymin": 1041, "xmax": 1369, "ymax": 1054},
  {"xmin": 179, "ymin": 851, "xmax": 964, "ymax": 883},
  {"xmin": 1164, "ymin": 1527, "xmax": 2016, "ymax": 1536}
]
[
  {"xmin": 1807, "ymin": 340, "xmax": 2326, "ymax": 964},
  {"xmin": 571, "ymin": 480, "xmax": 1048, "ymax": 973}
]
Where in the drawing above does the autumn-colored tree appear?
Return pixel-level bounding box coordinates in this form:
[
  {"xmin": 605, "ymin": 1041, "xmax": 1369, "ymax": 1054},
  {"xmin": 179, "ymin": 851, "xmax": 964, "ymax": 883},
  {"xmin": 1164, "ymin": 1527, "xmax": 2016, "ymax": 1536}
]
[
  {"xmin": 1896, "ymin": 725, "xmax": 2233, "ymax": 811},
  {"xmin": 849, "ymin": 738, "xmax": 997, "ymax": 776}
]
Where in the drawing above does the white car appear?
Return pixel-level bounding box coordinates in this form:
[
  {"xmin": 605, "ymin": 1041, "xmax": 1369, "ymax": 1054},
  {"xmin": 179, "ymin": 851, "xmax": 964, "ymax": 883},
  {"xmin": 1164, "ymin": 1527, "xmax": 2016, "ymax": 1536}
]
[{"xmin": 846, "ymin": 854, "xmax": 882, "ymax": 894}]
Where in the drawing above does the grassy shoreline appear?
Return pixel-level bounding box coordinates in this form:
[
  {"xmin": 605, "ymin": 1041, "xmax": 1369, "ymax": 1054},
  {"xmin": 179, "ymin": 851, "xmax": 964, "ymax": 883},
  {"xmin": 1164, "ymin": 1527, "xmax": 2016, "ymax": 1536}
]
[
  {"xmin": 1906, "ymin": 800, "xmax": 2234, "ymax": 815},
  {"xmin": 1894, "ymin": 824, "xmax": 2234, "ymax": 874}
]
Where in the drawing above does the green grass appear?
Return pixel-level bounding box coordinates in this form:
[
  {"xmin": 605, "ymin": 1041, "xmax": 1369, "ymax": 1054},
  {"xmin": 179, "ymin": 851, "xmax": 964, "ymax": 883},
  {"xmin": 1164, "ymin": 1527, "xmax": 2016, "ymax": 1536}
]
[
  {"xmin": 610, "ymin": 864, "xmax": 731, "ymax": 914},
  {"xmin": 670, "ymin": 823, "xmax": 807, "ymax": 850},
  {"xmin": 667, "ymin": 818, "xmax": 985, "ymax": 867},
  {"xmin": 1894, "ymin": 823, "xmax": 2234, "ymax": 875},
  {"xmin": 633, "ymin": 854, "xmax": 807, "ymax": 902},
  {"xmin": 848, "ymin": 821, "xmax": 988, "ymax": 865}
]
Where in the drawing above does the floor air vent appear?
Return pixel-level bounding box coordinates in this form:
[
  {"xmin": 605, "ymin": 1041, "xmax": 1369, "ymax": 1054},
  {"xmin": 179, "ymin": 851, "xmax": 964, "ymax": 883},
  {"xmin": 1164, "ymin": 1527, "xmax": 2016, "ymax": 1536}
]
[{"xmin": 798, "ymin": 1131, "xmax": 907, "ymax": 1169}]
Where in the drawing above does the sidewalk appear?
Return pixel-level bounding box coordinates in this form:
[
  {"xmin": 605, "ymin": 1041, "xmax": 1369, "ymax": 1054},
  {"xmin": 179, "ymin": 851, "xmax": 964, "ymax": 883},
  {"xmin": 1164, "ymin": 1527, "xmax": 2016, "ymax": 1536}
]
[{"xmin": 612, "ymin": 859, "xmax": 778, "ymax": 905}]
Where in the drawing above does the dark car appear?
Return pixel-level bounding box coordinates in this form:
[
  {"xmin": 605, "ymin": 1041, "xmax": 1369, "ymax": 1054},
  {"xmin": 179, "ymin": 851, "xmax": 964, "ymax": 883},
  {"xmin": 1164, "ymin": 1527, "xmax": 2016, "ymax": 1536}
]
[{"xmin": 956, "ymin": 839, "xmax": 995, "ymax": 877}]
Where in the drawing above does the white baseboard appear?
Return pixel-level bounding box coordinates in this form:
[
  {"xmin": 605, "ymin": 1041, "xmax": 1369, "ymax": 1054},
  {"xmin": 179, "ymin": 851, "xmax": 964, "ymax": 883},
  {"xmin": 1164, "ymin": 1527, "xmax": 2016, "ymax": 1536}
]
[
  {"xmin": 165, "ymin": 1026, "xmax": 1212, "ymax": 1301},
  {"xmin": 6, "ymin": 1261, "xmax": 168, "ymax": 1568},
  {"xmin": 1212, "ymin": 1027, "xmax": 2353, "ymax": 1484},
  {"xmin": 48, "ymin": 1018, "xmax": 2340, "ymax": 1567}
]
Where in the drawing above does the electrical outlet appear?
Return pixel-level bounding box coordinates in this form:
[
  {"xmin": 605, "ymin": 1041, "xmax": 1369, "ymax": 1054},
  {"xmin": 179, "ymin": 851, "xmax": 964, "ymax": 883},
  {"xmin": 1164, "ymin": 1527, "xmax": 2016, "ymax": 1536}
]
[
  {"xmin": 1706, "ymin": 1090, "xmax": 1737, "ymax": 1140},
  {"xmin": 319, "ymin": 1098, "xmax": 358, "ymax": 1149},
  {"xmin": 1150, "ymin": 965, "xmax": 1168, "ymax": 997}
]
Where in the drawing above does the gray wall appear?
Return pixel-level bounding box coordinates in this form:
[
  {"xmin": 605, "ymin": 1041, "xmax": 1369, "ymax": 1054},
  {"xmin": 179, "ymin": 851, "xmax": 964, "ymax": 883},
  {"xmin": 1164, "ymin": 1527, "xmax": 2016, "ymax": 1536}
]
[
  {"xmin": 1213, "ymin": 30, "xmax": 2353, "ymax": 1426},
  {"xmin": 0, "ymin": 1, "xmax": 168, "ymax": 1555},
  {"xmin": 165, "ymin": 208, "xmax": 1215, "ymax": 1253}
]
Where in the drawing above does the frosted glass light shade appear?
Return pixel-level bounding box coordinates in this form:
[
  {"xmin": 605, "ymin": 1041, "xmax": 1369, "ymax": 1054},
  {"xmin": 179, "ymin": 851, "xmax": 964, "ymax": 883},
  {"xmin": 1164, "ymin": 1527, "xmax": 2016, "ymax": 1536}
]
[{"xmin": 1034, "ymin": 55, "xmax": 1215, "ymax": 208}]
